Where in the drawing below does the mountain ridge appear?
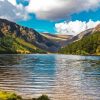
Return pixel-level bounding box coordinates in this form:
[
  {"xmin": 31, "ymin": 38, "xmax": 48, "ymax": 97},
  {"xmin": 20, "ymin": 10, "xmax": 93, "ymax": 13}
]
[
  {"xmin": 59, "ymin": 29, "xmax": 100, "ymax": 55},
  {"xmin": 0, "ymin": 18, "xmax": 60, "ymax": 53},
  {"xmin": 0, "ymin": 18, "xmax": 100, "ymax": 54}
]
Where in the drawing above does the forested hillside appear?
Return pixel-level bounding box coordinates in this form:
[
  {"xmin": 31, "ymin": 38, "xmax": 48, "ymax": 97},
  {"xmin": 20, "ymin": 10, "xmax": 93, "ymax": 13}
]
[
  {"xmin": 59, "ymin": 32, "xmax": 100, "ymax": 55},
  {"xmin": 0, "ymin": 34, "xmax": 46, "ymax": 54}
]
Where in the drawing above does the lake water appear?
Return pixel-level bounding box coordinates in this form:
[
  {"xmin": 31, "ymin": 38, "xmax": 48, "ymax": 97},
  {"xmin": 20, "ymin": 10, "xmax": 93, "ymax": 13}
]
[{"xmin": 0, "ymin": 54, "xmax": 100, "ymax": 100}]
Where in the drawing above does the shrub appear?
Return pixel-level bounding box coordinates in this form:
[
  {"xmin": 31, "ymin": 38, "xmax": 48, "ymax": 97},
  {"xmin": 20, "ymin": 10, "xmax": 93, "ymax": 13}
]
[
  {"xmin": 0, "ymin": 91, "xmax": 22, "ymax": 100},
  {"xmin": 32, "ymin": 95, "xmax": 50, "ymax": 100}
]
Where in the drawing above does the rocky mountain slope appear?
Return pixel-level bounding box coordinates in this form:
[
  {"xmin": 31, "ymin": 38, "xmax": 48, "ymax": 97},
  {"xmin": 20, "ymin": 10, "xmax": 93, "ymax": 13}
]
[{"xmin": 0, "ymin": 18, "xmax": 60, "ymax": 53}]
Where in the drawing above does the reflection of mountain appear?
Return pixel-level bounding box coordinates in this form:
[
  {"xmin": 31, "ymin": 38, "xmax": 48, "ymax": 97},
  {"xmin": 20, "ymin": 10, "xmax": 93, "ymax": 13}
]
[
  {"xmin": 52, "ymin": 55, "xmax": 100, "ymax": 100},
  {"xmin": 0, "ymin": 54, "xmax": 23, "ymax": 66},
  {"xmin": 0, "ymin": 55, "xmax": 29, "ymax": 96},
  {"xmin": 0, "ymin": 54, "xmax": 56, "ymax": 98},
  {"xmin": 0, "ymin": 55, "xmax": 100, "ymax": 99}
]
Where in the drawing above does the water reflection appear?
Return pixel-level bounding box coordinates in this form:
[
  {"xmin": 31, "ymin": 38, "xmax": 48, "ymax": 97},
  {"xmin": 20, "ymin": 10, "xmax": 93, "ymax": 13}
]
[
  {"xmin": 52, "ymin": 55, "xmax": 100, "ymax": 100},
  {"xmin": 0, "ymin": 54, "xmax": 100, "ymax": 100}
]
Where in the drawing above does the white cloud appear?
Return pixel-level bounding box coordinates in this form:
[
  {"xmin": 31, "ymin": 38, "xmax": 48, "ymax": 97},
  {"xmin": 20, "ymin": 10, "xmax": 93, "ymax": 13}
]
[
  {"xmin": 0, "ymin": 0, "xmax": 29, "ymax": 21},
  {"xmin": 55, "ymin": 20, "xmax": 100, "ymax": 36},
  {"xmin": 0, "ymin": 0, "xmax": 100, "ymax": 22},
  {"xmin": 26, "ymin": 0, "xmax": 100, "ymax": 20}
]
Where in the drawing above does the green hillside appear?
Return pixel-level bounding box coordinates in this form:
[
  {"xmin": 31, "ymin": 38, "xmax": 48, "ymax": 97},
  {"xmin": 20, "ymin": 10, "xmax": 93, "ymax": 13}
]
[
  {"xmin": 58, "ymin": 31, "xmax": 100, "ymax": 55},
  {"xmin": 0, "ymin": 34, "xmax": 46, "ymax": 54}
]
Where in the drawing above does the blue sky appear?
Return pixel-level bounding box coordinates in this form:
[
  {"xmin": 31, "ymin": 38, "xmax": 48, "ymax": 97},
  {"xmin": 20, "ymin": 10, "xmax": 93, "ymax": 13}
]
[
  {"xmin": 17, "ymin": 14, "xmax": 56, "ymax": 33},
  {"xmin": 0, "ymin": 0, "xmax": 100, "ymax": 35},
  {"xmin": 17, "ymin": 9, "xmax": 100, "ymax": 34}
]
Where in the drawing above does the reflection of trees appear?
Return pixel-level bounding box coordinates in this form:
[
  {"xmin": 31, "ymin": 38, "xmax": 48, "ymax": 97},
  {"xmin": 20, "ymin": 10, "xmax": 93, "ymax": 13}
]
[
  {"xmin": 0, "ymin": 54, "xmax": 27, "ymax": 85},
  {"xmin": 0, "ymin": 55, "xmax": 20, "ymax": 81},
  {"xmin": 0, "ymin": 54, "xmax": 24, "ymax": 66},
  {"xmin": 0, "ymin": 54, "xmax": 56, "ymax": 97}
]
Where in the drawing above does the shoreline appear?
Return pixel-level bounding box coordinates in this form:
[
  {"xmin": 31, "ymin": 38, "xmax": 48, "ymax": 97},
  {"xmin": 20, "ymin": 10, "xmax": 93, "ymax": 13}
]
[{"xmin": 0, "ymin": 53, "xmax": 100, "ymax": 56}]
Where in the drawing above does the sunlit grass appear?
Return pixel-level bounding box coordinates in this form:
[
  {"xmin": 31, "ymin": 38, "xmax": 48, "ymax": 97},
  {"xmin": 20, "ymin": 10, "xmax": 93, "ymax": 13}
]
[
  {"xmin": 0, "ymin": 91, "xmax": 22, "ymax": 100},
  {"xmin": 0, "ymin": 91, "xmax": 50, "ymax": 100}
]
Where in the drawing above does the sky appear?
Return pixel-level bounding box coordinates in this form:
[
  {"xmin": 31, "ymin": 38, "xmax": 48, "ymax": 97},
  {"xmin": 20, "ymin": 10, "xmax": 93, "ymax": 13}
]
[{"xmin": 0, "ymin": 0, "xmax": 100, "ymax": 35}]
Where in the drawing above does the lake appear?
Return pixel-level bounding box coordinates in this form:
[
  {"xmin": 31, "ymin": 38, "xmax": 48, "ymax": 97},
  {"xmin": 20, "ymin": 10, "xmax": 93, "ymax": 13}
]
[{"xmin": 0, "ymin": 54, "xmax": 100, "ymax": 100}]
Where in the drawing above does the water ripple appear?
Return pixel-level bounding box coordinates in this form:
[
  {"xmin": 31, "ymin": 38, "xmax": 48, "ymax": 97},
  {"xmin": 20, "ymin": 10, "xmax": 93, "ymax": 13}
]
[{"xmin": 0, "ymin": 54, "xmax": 100, "ymax": 100}]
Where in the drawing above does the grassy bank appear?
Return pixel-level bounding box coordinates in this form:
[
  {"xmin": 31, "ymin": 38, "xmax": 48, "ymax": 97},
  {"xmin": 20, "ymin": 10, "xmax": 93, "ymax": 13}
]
[{"xmin": 0, "ymin": 91, "xmax": 50, "ymax": 100}]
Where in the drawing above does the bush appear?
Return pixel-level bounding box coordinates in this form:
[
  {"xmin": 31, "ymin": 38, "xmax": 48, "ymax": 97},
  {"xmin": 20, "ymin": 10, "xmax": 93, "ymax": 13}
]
[
  {"xmin": 0, "ymin": 91, "xmax": 50, "ymax": 100},
  {"xmin": 32, "ymin": 95, "xmax": 50, "ymax": 100},
  {"xmin": 0, "ymin": 91, "xmax": 22, "ymax": 100}
]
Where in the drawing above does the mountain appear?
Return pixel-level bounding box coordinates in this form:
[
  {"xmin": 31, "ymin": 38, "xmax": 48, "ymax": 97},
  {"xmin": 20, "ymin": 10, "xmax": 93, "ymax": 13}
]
[
  {"xmin": 58, "ymin": 25, "xmax": 100, "ymax": 55},
  {"xmin": 0, "ymin": 18, "xmax": 60, "ymax": 53},
  {"xmin": 62, "ymin": 28, "xmax": 93, "ymax": 46},
  {"xmin": 41, "ymin": 33, "xmax": 73, "ymax": 46},
  {"xmin": 65, "ymin": 24, "xmax": 100, "ymax": 45},
  {"xmin": 0, "ymin": 18, "xmax": 100, "ymax": 54},
  {"xmin": 42, "ymin": 33, "xmax": 73, "ymax": 40}
]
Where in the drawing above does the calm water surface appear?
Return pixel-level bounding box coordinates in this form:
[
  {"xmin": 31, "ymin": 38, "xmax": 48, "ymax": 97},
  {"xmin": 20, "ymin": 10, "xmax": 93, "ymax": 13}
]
[{"xmin": 0, "ymin": 54, "xmax": 100, "ymax": 100}]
